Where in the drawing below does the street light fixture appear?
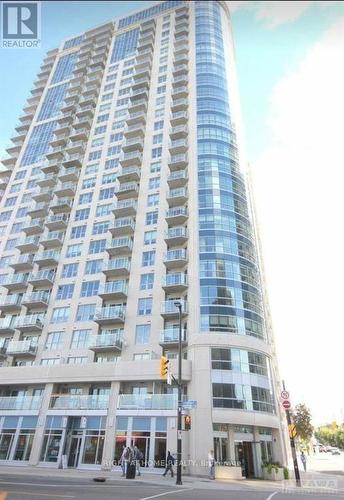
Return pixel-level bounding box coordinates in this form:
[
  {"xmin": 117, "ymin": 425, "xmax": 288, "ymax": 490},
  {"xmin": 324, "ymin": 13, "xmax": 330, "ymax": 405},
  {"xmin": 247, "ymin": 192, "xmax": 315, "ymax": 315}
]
[{"xmin": 174, "ymin": 300, "xmax": 183, "ymax": 485}]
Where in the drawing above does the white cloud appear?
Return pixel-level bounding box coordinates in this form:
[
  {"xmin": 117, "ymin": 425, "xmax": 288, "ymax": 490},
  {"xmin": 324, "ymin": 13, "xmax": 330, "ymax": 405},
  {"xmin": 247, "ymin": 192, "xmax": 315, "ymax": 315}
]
[
  {"xmin": 250, "ymin": 18, "xmax": 344, "ymax": 424},
  {"xmin": 229, "ymin": 1, "xmax": 342, "ymax": 28}
]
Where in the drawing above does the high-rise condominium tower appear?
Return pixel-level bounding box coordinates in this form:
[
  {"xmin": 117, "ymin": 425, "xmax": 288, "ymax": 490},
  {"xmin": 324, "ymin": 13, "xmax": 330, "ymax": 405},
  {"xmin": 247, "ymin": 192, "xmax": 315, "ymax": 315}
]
[{"xmin": 0, "ymin": 1, "xmax": 287, "ymax": 477}]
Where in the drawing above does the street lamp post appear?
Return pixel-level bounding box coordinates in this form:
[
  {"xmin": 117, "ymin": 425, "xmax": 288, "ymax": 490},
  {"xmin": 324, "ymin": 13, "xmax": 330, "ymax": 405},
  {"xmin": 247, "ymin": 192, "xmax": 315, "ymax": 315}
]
[{"xmin": 174, "ymin": 300, "xmax": 183, "ymax": 485}]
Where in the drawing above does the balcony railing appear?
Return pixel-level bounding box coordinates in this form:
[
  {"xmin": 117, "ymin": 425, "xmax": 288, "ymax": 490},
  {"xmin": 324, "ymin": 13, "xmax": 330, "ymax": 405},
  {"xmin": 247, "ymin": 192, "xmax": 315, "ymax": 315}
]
[
  {"xmin": 50, "ymin": 395, "xmax": 109, "ymax": 410},
  {"xmin": 161, "ymin": 300, "xmax": 188, "ymax": 316},
  {"xmin": 0, "ymin": 294, "xmax": 22, "ymax": 309},
  {"xmin": 117, "ymin": 394, "xmax": 179, "ymax": 410},
  {"xmin": 6, "ymin": 339, "xmax": 38, "ymax": 355},
  {"xmin": 94, "ymin": 306, "xmax": 126, "ymax": 323},
  {"xmin": 13, "ymin": 314, "xmax": 44, "ymax": 329},
  {"xmin": 0, "ymin": 396, "xmax": 42, "ymax": 410},
  {"xmin": 162, "ymin": 273, "xmax": 188, "ymax": 288},
  {"xmin": 99, "ymin": 280, "xmax": 128, "ymax": 298},
  {"xmin": 160, "ymin": 329, "xmax": 187, "ymax": 345},
  {"xmin": 89, "ymin": 332, "xmax": 123, "ymax": 351}
]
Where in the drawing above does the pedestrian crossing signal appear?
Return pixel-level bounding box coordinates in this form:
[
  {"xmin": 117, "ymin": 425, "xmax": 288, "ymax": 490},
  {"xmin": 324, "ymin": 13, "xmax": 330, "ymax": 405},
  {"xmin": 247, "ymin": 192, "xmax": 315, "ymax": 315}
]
[
  {"xmin": 160, "ymin": 356, "xmax": 169, "ymax": 379},
  {"xmin": 184, "ymin": 415, "xmax": 191, "ymax": 431}
]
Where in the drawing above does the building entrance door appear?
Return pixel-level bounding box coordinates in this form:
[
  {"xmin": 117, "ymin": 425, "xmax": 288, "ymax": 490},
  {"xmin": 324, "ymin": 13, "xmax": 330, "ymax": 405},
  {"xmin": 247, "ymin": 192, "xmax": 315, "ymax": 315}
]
[
  {"xmin": 67, "ymin": 435, "xmax": 82, "ymax": 468},
  {"xmin": 235, "ymin": 441, "xmax": 255, "ymax": 478},
  {"xmin": 131, "ymin": 434, "xmax": 150, "ymax": 467}
]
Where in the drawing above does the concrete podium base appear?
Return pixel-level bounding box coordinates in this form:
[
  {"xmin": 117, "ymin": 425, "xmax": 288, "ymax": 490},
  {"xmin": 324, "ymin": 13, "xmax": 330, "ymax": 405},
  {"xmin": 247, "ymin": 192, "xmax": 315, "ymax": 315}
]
[{"xmin": 215, "ymin": 465, "xmax": 243, "ymax": 480}]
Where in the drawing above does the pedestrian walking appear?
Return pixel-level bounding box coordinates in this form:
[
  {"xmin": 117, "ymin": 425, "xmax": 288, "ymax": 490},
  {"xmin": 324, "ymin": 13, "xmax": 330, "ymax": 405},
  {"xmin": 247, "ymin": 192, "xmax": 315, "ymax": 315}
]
[
  {"xmin": 134, "ymin": 445, "xmax": 143, "ymax": 476},
  {"xmin": 300, "ymin": 451, "xmax": 307, "ymax": 472},
  {"xmin": 120, "ymin": 445, "xmax": 130, "ymax": 477},
  {"xmin": 162, "ymin": 450, "xmax": 175, "ymax": 477},
  {"xmin": 208, "ymin": 449, "xmax": 215, "ymax": 479}
]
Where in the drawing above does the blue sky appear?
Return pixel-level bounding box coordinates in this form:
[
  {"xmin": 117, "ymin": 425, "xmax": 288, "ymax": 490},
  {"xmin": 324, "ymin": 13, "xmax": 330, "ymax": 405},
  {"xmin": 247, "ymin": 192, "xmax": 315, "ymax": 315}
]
[{"xmin": 1, "ymin": 1, "xmax": 344, "ymax": 423}]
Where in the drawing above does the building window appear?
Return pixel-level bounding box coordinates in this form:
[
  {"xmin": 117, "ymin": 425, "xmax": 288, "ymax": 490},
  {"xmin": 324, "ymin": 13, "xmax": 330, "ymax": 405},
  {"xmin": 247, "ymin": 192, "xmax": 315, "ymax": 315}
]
[
  {"xmin": 85, "ymin": 260, "xmax": 102, "ymax": 275},
  {"xmin": 71, "ymin": 225, "xmax": 86, "ymax": 239},
  {"xmin": 75, "ymin": 208, "xmax": 90, "ymax": 221},
  {"xmin": 99, "ymin": 187, "xmax": 115, "ymax": 200},
  {"xmin": 92, "ymin": 221, "xmax": 109, "ymax": 235},
  {"xmin": 67, "ymin": 356, "xmax": 88, "ymax": 365},
  {"xmin": 149, "ymin": 177, "xmax": 160, "ymax": 189},
  {"xmin": 85, "ymin": 164, "xmax": 99, "ymax": 175},
  {"xmin": 89, "ymin": 239, "xmax": 106, "ymax": 254},
  {"xmin": 153, "ymin": 133, "xmax": 163, "ymax": 144},
  {"xmin": 140, "ymin": 273, "xmax": 154, "ymax": 290},
  {"xmin": 56, "ymin": 284, "xmax": 74, "ymax": 300},
  {"xmin": 96, "ymin": 204, "xmax": 112, "ymax": 217},
  {"xmin": 80, "ymin": 280, "xmax": 100, "ymax": 297},
  {"xmin": 79, "ymin": 192, "xmax": 93, "ymax": 204},
  {"xmin": 5, "ymin": 197, "xmax": 17, "ymax": 207},
  {"xmin": 50, "ymin": 307, "xmax": 70, "ymax": 324},
  {"xmin": 71, "ymin": 329, "xmax": 92, "ymax": 349},
  {"xmin": 154, "ymin": 120, "xmax": 164, "ymax": 130},
  {"xmin": 145, "ymin": 211, "xmax": 158, "ymax": 225},
  {"xmin": 142, "ymin": 251, "xmax": 155, "ymax": 267},
  {"xmin": 151, "ymin": 147, "xmax": 162, "ymax": 159},
  {"xmin": 76, "ymin": 304, "xmax": 96, "ymax": 321},
  {"xmin": 150, "ymin": 162, "xmax": 161, "ymax": 173},
  {"xmin": 66, "ymin": 244, "xmax": 82, "ymax": 258},
  {"xmin": 82, "ymin": 177, "xmax": 96, "ymax": 189},
  {"xmin": 135, "ymin": 324, "xmax": 151, "ymax": 344},
  {"xmin": 45, "ymin": 331, "xmax": 63, "ymax": 350},
  {"xmin": 147, "ymin": 194, "xmax": 159, "ymax": 207},
  {"xmin": 61, "ymin": 263, "xmax": 78, "ymax": 278},
  {"xmin": 137, "ymin": 297, "xmax": 152, "ymax": 316},
  {"xmin": 144, "ymin": 230, "xmax": 157, "ymax": 245}
]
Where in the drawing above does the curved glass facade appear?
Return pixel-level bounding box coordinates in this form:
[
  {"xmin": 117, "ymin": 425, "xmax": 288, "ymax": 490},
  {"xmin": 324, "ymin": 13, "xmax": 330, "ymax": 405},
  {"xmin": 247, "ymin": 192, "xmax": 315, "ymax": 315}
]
[{"xmin": 195, "ymin": 2, "xmax": 265, "ymax": 340}]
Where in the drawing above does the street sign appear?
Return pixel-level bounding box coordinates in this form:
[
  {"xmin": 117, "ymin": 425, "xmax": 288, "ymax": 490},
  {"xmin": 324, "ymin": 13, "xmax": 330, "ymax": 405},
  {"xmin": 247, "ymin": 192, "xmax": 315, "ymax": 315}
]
[
  {"xmin": 282, "ymin": 400, "xmax": 291, "ymax": 410},
  {"xmin": 281, "ymin": 390, "xmax": 289, "ymax": 400},
  {"xmin": 182, "ymin": 400, "xmax": 197, "ymax": 409},
  {"xmin": 288, "ymin": 424, "xmax": 297, "ymax": 439}
]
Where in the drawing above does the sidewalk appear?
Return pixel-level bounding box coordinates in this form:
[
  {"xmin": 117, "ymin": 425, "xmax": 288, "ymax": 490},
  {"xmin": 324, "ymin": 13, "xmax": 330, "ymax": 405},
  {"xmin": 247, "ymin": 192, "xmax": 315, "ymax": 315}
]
[{"xmin": 0, "ymin": 465, "xmax": 343, "ymax": 495}]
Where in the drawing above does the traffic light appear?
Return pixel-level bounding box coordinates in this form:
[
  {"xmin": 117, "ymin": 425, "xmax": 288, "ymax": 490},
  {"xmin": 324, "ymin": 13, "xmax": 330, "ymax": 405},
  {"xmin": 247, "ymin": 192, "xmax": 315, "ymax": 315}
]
[
  {"xmin": 160, "ymin": 356, "xmax": 169, "ymax": 379},
  {"xmin": 184, "ymin": 415, "xmax": 191, "ymax": 431}
]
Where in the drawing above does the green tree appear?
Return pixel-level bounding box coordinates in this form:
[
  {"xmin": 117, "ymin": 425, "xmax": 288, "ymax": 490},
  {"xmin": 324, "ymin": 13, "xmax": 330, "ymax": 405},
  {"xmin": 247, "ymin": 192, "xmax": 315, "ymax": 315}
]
[{"xmin": 292, "ymin": 403, "xmax": 313, "ymax": 443}]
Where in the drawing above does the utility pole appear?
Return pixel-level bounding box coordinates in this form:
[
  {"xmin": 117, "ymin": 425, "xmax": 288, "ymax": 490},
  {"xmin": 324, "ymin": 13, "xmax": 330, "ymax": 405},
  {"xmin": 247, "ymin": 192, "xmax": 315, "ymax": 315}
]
[
  {"xmin": 175, "ymin": 301, "xmax": 183, "ymax": 485},
  {"xmin": 282, "ymin": 381, "xmax": 301, "ymax": 487}
]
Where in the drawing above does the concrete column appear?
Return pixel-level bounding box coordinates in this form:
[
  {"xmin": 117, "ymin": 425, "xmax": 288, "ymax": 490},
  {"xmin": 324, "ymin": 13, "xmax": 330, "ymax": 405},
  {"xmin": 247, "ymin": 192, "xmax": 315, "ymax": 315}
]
[
  {"xmin": 272, "ymin": 427, "xmax": 285, "ymax": 465},
  {"xmin": 29, "ymin": 383, "xmax": 54, "ymax": 466},
  {"xmin": 253, "ymin": 427, "xmax": 263, "ymax": 478},
  {"xmin": 101, "ymin": 381, "xmax": 120, "ymax": 470},
  {"xmin": 228, "ymin": 425, "xmax": 235, "ymax": 461}
]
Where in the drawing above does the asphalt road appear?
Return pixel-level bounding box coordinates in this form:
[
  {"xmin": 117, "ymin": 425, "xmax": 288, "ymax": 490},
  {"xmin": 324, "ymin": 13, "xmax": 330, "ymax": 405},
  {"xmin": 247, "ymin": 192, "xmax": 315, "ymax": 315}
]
[{"xmin": 0, "ymin": 474, "xmax": 343, "ymax": 500}]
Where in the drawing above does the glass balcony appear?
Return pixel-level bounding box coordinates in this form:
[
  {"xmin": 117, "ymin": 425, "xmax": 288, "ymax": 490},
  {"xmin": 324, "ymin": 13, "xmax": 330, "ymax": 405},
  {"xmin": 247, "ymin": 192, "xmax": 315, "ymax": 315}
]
[
  {"xmin": 124, "ymin": 122, "xmax": 146, "ymax": 139},
  {"xmin": 122, "ymin": 138, "xmax": 144, "ymax": 153},
  {"xmin": 22, "ymin": 218, "xmax": 45, "ymax": 236},
  {"xmin": 134, "ymin": 57, "xmax": 152, "ymax": 73},
  {"xmin": 32, "ymin": 187, "xmax": 53, "ymax": 203},
  {"xmin": 94, "ymin": 306, "xmax": 126, "ymax": 325},
  {"xmin": 62, "ymin": 153, "xmax": 83, "ymax": 168},
  {"xmin": 159, "ymin": 329, "xmax": 188, "ymax": 347},
  {"xmin": 170, "ymin": 111, "xmax": 188, "ymax": 126},
  {"xmin": 162, "ymin": 273, "xmax": 188, "ymax": 292},
  {"xmin": 50, "ymin": 197, "xmax": 73, "ymax": 214},
  {"xmin": 6, "ymin": 339, "xmax": 38, "ymax": 356},
  {"xmin": 102, "ymin": 258, "xmax": 131, "ymax": 277},
  {"xmin": 16, "ymin": 236, "xmax": 40, "ymax": 253},
  {"xmin": 117, "ymin": 166, "xmax": 141, "ymax": 183},
  {"xmin": 27, "ymin": 202, "xmax": 49, "ymax": 218},
  {"xmin": 40, "ymin": 231, "xmax": 65, "ymax": 249},
  {"xmin": 98, "ymin": 280, "xmax": 128, "ymax": 300},
  {"xmin": 117, "ymin": 394, "xmax": 179, "ymax": 411},
  {"xmin": 161, "ymin": 300, "xmax": 188, "ymax": 318},
  {"xmin": 0, "ymin": 396, "xmax": 42, "ymax": 410},
  {"xmin": 165, "ymin": 207, "xmax": 188, "ymax": 226},
  {"xmin": 28, "ymin": 270, "xmax": 55, "ymax": 287},
  {"xmin": 108, "ymin": 218, "xmax": 135, "ymax": 237},
  {"xmin": 106, "ymin": 237, "xmax": 133, "ymax": 256},
  {"xmin": 50, "ymin": 395, "xmax": 109, "ymax": 410},
  {"xmin": 89, "ymin": 331, "xmax": 123, "ymax": 352},
  {"xmin": 58, "ymin": 166, "xmax": 80, "ymax": 183},
  {"xmin": 166, "ymin": 187, "xmax": 188, "ymax": 207},
  {"xmin": 69, "ymin": 127, "xmax": 89, "ymax": 142},
  {"xmin": 54, "ymin": 181, "xmax": 77, "ymax": 197},
  {"xmin": 45, "ymin": 214, "xmax": 69, "ymax": 231},
  {"xmin": 173, "ymin": 63, "xmax": 188, "ymax": 77},
  {"xmin": 167, "ymin": 169, "xmax": 188, "ymax": 188},
  {"xmin": 163, "ymin": 249, "xmax": 188, "ymax": 269},
  {"xmin": 41, "ymin": 158, "xmax": 61, "ymax": 174},
  {"xmin": 168, "ymin": 153, "xmax": 188, "ymax": 170},
  {"xmin": 169, "ymin": 138, "xmax": 188, "ymax": 155},
  {"xmin": 10, "ymin": 254, "xmax": 34, "ymax": 272},
  {"xmin": 1, "ymin": 273, "xmax": 28, "ymax": 291},
  {"xmin": 33, "ymin": 250, "xmax": 60, "ymax": 267},
  {"xmin": 0, "ymin": 317, "xmax": 15, "ymax": 334},
  {"xmin": 171, "ymin": 98, "xmax": 188, "ymax": 113},
  {"xmin": 164, "ymin": 227, "xmax": 188, "ymax": 246},
  {"xmin": 112, "ymin": 199, "xmax": 137, "ymax": 218},
  {"xmin": 22, "ymin": 291, "xmax": 50, "ymax": 309},
  {"xmin": 126, "ymin": 110, "xmax": 146, "ymax": 126},
  {"xmin": 119, "ymin": 151, "xmax": 142, "ymax": 168},
  {"xmin": 65, "ymin": 140, "xmax": 86, "ymax": 155},
  {"xmin": 37, "ymin": 173, "xmax": 57, "ymax": 188},
  {"xmin": 0, "ymin": 294, "xmax": 22, "ymax": 312},
  {"xmin": 169, "ymin": 124, "xmax": 188, "ymax": 140},
  {"xmin": 172, "ymin": 84, "xmax": 189, "ymax": 100},
  {"xmin": 115, "ymin": 182, "xmax": 139, "ymax": 200},
  {"xmin": 13, "ymin": 314, "xmax": 44, "ymax": 332}
]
